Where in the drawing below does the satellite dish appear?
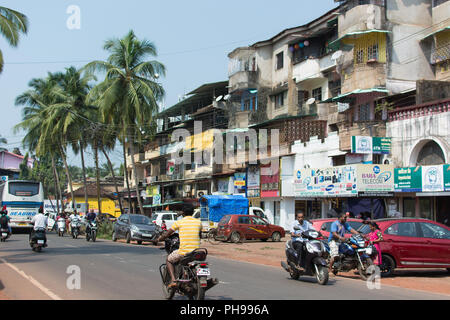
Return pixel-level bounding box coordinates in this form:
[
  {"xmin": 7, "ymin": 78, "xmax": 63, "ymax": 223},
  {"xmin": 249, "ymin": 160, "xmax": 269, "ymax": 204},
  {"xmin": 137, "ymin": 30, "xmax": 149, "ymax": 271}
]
[
  {"xmin": 224, "ymin": 94, "xmax": 231, "ymax": 101},
  {"xmin": 331, "ymin": 50, "xmax": 343, "ymax": 61},
  {"xmin": 216, "ymin": 95, "xmax": 223, "ymax": 102},
  {"xmin": 306, "ymin": 98, "xmax": 316, "ymax": 105}
]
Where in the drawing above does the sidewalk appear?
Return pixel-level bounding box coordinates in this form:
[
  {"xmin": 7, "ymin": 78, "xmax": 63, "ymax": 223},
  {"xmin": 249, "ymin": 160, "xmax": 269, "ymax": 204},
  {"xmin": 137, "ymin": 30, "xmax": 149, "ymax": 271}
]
[{"xmin": 198, "ymin": 238, "xmax": 450, "ymax": 296}]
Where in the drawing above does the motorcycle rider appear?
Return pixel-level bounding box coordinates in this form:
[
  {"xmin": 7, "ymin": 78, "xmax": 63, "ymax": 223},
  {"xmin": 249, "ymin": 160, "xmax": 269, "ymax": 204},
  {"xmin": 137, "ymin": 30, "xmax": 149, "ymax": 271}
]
[
  {"xmin": 157, "ymin": 204, "xmax": 202, "ymax": 289},
  {"xmin": 328, "ymin": 212, "xmax": 360, "ymax": 273},
  {"xmin": 85, "ymin": 209, "xmax": 97, "ymax": 234},
  {"xmin": 0, "ymin": 207, "xmax": 11, "ymax": 235},
  {"xmin": 69, "ymin": 210, "xmax": 81, "ymax": 235},
  {"xmin": 29, "ymin": 207, "xmax": 48, "ymax": 246},
  {"xmin": 290, "ymin": 211, "xmax": 315, "ymax": 268}
]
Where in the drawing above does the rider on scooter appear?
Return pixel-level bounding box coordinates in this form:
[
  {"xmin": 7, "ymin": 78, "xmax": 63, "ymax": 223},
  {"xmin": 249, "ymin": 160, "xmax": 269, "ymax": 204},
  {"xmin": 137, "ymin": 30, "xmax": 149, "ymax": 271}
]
[
  {"xmin": 29, "ymin": 207, "xmax": 48, "ymax": 246},
  {"xmin": 290, "ymin": 211, "xmax": 316, "ymax": 268},
  {"xmin": 0, "ymin": 207, "xmax": 11, "ymax": 235},
  {"xmin": 85, "ymin": 209, "xmax": 97, "ymax": 234}
]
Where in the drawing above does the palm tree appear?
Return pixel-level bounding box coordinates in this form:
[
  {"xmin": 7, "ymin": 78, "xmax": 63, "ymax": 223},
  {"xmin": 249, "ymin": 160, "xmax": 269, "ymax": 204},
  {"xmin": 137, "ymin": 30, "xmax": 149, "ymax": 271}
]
[
  {"xmin": 0, "ymin": 6, "xmax": 28, "ymax": 73},
  {"xmin": 84, "ymin": 30, "xmax": 165, "ymax": 215}
]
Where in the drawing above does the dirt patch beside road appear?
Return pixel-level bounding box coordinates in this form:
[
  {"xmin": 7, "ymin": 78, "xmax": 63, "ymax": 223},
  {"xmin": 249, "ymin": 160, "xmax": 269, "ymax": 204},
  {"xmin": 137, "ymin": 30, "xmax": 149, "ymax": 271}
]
[{"xmin": 199, "ymin": 238, "xmax": 450, "ymax": 296}]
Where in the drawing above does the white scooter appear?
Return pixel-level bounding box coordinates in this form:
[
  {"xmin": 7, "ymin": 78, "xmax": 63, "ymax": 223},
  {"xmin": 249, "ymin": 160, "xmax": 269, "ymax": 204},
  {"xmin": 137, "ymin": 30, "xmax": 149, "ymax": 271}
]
[{"xmin": 57, "ymin": 217, "xmax": 66, "ymax": 237}]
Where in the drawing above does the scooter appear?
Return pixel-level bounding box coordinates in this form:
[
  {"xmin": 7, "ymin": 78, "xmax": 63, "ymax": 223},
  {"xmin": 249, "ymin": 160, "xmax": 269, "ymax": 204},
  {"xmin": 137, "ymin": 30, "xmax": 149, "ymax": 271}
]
[
  {"xmin": 57, "ymin": 217, "xmax": 66, "ymax": 237},
  {"xmin": 281, "ymin": 228, "xmax": 329, "ymax": 285},
  {"xmin": 30, "ymin": 228, "xmax": 47, "ymax": 252},
  {"xmin": 0, "ymin": 228, "xmax": 10, "ymax": 242},
  {"xmin": 71, "ymin": 220, "xmax": 81, "ymax": 239}
]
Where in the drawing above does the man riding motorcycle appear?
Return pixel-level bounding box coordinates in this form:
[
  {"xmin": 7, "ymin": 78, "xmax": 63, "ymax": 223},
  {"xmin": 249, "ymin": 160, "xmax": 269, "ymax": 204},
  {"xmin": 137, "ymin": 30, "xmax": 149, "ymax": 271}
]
[
  {"xmin": 85, "ymin": 209, "xmax": 97, "ymax": 234},
  {"xmin": 157, "ymin": 204, "xmax": 202, "ymax": 289},
  {"xmin": 290, "ymin": 211, "xmax": 316, "ymax": 268},
  {"xmin": 29, "ymin": 207, "xmax": 48, "ymax": 246},
  {"xmin": 0, "ymin": 208, "xmax": 11, "ymax": 238},
  {"xmin": 328, "ymin": 212, "xmax": 360, "ymax": 273}
]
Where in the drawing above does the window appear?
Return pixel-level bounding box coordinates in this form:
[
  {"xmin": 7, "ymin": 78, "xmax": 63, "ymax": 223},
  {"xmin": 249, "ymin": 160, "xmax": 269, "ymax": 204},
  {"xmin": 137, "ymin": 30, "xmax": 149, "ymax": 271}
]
[
  {"xmin": 433, "ymin": 0, "xmax": 449, "ymax": 7},
  {"xmin": 238, "ymin": 216, "xmax": 250, "ymax": 224},
  {"xmin": 367, "ymin": 44, "xmax": 379, "ymax": 61},
  {"xmin": 252, "ymin": 217, "xmax": 268, "ymax": 225},
  {"xmin": 162, "ymin": 214, "xmax": 172, "ymax": 221},
  {"xmin": 385, "ymin": 222, "xmax": 418, "ymax": 237},
  {"xmin": 419, "ymin": 223, "xmax": 450, "ymax": 240},
  {"xmin": 273, "ymin": 92, "xmax": 285, "ymax": 108},
  {"xmin": 358, "ymin": 103, "xmax": 371, "ymax": 121},
  {"xmin": 276, "ymin": 52, "xmax": 284, "ymax": 70},
  {"xmin": 356, "ymin": 49, "xmax": 365, "ymax": 64},
  {"xmin": 312, "ymin": 87, "xmax": 322, "ymax": 102},
  {"xmin": 8, "ymin": 182, "xmax": 40, "ymax": 196},
  {"xmin": 130, "ymin": 215, "xmax": 152, "ymax": 225}
]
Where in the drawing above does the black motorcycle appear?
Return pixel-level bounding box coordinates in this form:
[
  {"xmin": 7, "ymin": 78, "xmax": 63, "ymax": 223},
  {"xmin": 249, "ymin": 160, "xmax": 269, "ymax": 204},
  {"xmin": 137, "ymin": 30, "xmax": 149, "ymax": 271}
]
[
  {"xmin": 281, "ymin": 229, "xmax": 329, "ymax": 285},
  {"xmin": 86, "ymin": 221, "xmax": 98, "ymax": 242},
  {"xmin": 30, "ymin": 228, "xmax": 47, "ymax": 252},
  {"xmin": 159, "ymin": 234, "xmax": 218, "ymax": 300},
  {"xmin": 71, "ymin": 221, "xmax": 81, "ymax": 239}
]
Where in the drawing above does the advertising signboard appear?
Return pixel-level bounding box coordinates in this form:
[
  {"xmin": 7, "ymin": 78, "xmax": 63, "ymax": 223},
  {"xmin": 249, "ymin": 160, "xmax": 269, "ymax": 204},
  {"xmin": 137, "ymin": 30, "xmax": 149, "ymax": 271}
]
[{"xmin": 356, "ymin": 164, "xmax": 394, "ymax": 194}]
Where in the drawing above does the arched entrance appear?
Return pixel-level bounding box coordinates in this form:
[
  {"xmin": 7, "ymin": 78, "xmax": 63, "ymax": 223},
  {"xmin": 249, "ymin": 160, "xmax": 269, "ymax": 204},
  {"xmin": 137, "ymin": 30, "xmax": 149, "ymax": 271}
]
[{"xmin": 409, "ymin": 139, "xmax": 447, "ymax": 167}]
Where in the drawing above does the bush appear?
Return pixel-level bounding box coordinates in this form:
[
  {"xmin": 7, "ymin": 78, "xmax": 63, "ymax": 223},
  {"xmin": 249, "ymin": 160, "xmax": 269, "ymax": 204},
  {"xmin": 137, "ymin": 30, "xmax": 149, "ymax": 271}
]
[{"xmin": 97, "ymin": 221, "xmax": 114, "ymax": 240}]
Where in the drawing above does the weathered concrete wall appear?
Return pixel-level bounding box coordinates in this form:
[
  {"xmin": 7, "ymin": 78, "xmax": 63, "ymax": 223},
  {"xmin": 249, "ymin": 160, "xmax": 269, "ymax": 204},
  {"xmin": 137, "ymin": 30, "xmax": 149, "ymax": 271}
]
[
  {"xmin": 432, "ymin": 0, "xmax": 450, "ymax": 26},
  {"xmin": 339, "ymin": 4, "xmax": 386, "ymax": 37},
  {"xmin": 416, "ymin": 80, "xmax": 450, "ymax": 103}
]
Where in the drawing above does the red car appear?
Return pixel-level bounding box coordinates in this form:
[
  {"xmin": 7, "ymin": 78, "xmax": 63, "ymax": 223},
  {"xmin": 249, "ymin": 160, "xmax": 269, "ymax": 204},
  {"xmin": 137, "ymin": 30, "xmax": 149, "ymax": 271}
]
[
  {"xmin": 358, "ymin": 218, "xmax": 450, "ymax": 276},
  {"xmin": 310, "ymin": 218, "xmax": 364, "ymax": 240},
  {"xmin": 216, "ymin": 214, "xmax": 285, "ymax": 243}
]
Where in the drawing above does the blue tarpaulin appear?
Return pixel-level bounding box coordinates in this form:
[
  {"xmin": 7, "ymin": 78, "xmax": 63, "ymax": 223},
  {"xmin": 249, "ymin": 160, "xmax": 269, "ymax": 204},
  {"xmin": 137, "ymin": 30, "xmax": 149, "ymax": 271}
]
[{"xmin": 200, "ymin": 195, "xmax": 249, "ymax": 223}]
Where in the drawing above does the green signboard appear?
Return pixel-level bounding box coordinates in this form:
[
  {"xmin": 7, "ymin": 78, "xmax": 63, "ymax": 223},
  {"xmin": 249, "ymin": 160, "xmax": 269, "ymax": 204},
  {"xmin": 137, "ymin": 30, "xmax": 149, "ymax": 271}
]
[
  {"xmin": 394, "ymin": 167, "xmax": 422, "ymax": 192},
  {"xmin": 351, "ymin": 136, "xmax": 392, "ymax": 155},
  {"xmin": 444, "ymin": 164, "xmax": 450, "ymax": 191}
]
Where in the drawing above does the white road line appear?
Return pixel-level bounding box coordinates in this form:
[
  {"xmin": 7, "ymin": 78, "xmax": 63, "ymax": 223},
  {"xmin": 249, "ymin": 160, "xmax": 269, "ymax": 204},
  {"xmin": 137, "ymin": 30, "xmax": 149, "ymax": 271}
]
[{"xmin": 0, "ymin": 258, "xmax": 62, "ymax": 300}]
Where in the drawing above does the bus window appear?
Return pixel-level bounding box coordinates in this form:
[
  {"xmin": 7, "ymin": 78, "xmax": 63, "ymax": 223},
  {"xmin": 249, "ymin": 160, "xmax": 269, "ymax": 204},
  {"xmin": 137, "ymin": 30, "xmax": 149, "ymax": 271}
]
[{"xmin": 8, "ymin": 182, "xmax": 40, "ymax": 197}]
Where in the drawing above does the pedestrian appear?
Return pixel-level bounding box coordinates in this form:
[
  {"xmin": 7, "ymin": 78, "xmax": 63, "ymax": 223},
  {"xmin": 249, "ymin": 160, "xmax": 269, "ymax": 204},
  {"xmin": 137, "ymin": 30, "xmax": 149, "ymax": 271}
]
[{"xmin": 366, "ymin": 221, "xmax": 383, "ymax": 266}]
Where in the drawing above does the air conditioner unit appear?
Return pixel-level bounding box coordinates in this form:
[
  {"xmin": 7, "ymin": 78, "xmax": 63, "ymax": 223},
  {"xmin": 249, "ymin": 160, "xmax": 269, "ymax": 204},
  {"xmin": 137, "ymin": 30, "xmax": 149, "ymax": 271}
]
[{"xmin": 197, "ymin": 190, "xmax": 208, "ymax": 198}]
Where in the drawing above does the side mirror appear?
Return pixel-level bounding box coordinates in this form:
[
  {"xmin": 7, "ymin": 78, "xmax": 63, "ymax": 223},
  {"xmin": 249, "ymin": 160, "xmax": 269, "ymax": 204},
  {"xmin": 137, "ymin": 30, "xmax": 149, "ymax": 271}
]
[{"xmin": 321, "ymin": 226, "xmax": 327, "ymax": 231}]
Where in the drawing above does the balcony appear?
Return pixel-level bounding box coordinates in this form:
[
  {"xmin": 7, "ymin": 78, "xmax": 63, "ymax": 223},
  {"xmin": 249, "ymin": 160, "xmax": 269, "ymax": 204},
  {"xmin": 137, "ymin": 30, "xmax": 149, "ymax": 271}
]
[
  {"xmin": 228, "ymin": 70, "xmax": 258, "ymax": 93},
  {"xmin": 338, "ymin": 2, "xmax": 385, "ymax": 37},
  {"xmin": 134, "ymin": 153, "xmax": 145, "ymax": 163},
  {"xmin": 293, "ymin": 53, "xmax": 336, "ymax": 84},
  {"xmin": 338, "ymin": 121, "xmax": 386, "ymax": 151},
  {"xmin": 341, "ymin": 63, "xmax": 386, "ymax": 94},
  {"xmin": 431, "ymin": 42, "xmax": 450, "ymax": 65},
  {"xmin": 388, "ymin": 98, "xmax": 450, "ymax": 122}
]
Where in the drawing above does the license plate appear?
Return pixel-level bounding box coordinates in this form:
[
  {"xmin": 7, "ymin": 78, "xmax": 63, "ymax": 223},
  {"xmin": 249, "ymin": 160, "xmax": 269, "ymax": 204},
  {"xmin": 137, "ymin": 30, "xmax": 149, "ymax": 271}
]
[
  {"xmin": 18, "ymin": 223, "xmax": 28, "ymax": 226},
  {"xmin": 2, "ymin": 233, "xmax": 7, "ymax": 237},
  {"xmin": 142, "ymin": 234, "xmax": 153, "ymax": 238},
  {"xmin": 37, "ymin": 240, "xmax": 44, "ymax": 244},
  {"xmin": 197, "ymin": 268, "xmax": 210, "ymax": 276}
]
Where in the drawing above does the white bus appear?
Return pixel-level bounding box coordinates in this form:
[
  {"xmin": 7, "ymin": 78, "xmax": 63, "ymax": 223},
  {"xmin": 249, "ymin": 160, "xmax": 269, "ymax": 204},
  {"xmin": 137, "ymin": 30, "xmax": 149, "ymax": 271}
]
[{"xmin": 0, "ymin": 180, "xmax": 44, "ymax": 229}]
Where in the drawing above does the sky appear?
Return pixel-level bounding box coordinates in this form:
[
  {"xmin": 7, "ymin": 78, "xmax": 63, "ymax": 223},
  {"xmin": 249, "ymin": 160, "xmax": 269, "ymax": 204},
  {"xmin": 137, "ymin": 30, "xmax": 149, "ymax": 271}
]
[{"xmin": 0, "ymin": 0, "xmax": 337, "ymax": 168}]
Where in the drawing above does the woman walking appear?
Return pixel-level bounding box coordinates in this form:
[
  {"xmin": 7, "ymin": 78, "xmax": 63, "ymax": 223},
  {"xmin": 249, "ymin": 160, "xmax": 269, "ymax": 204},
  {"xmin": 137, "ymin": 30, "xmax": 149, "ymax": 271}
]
[{"xmin": 367, "ymin": 221, "xmax": 383, "ymax": 265}]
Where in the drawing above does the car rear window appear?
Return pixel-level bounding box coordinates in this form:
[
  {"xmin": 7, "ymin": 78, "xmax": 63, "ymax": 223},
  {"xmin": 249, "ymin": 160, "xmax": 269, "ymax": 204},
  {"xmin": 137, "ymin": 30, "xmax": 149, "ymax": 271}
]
[
  {"xmin": 9, "ymin": 182, "xmax": 40, "ymax": 197},
  {"xmin": 130, "ymin": 215, "xmax": 152, "ymax": 225},
  {"xmin": 419, "ymin": 222, "xmax": 450, "ymax": 240},
  {"xmin": 219, "ymin": 216, "xmax": 231, "ymax": 225}
]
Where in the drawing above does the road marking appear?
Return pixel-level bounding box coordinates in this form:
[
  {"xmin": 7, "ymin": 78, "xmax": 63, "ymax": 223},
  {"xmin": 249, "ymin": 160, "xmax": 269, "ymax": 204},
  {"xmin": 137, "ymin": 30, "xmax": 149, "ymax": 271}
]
[
  {"xmin": 0, "ymin": 258, "xmax": 62, "ymax": 300},
  {"xmin": 65, "ymin": 244, "xmax": 76, "ymax": 248}
]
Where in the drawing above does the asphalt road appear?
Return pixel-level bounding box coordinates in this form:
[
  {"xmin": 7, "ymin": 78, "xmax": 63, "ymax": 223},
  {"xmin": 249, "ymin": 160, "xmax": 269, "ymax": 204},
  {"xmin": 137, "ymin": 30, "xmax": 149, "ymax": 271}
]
[{"xmin": 0, "ymin": 232, "xmax": 448, "ymax": 300}]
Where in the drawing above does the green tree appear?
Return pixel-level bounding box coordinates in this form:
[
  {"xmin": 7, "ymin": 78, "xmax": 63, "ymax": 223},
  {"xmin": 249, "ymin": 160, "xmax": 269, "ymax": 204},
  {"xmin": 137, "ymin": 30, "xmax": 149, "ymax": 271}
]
[
  {"xmin": 84, "ymin": 30, "xmax": 165, "ymax": 215},
  {"xmin": 0, "ymin": 6, "xmax": 28, "ymax": 73},
  {"xmin": 19, "ymin": 152, "xmax": 30, "ymax": 180}
]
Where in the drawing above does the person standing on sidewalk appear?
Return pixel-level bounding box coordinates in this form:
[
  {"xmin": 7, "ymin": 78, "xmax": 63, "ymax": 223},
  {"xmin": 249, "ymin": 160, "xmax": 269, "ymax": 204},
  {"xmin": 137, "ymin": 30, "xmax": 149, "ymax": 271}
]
[{"xmin": 367, "ymin": 221, "xmax": 383, "ymax": 266}]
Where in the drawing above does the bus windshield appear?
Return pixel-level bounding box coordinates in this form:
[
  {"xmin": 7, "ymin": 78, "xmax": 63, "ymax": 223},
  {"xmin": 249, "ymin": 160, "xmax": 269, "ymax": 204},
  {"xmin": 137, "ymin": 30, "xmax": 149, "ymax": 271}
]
[{"xmin": 8, "ymin": 182, "xmax": 40, "ymax": 197}]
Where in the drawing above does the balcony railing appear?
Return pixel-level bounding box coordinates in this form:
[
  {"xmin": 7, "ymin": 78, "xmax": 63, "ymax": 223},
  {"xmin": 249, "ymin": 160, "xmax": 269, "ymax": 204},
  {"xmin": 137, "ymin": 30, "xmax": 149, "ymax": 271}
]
[
  {"xmin": 431, "ymin": 43, "xmax": 450, "ymax": 64},
  {"xmin": 388, "ymin": 98, "xmax": 450, "ymax": 122}
]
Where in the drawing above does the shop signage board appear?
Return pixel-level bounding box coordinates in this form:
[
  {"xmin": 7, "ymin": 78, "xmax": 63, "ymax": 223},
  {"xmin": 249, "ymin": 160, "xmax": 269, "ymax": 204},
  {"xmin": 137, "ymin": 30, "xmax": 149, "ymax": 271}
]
[
  {"xmin": 247, "ymin": 165, "xmax": 260, "ymax": 189},
  {"xmin": 394, "ymin": 167, "xmax": 422, "ymax": 192},
  {"xmin": 351, "ymin": 136, "xmax": 392, "ymax": 154},
  {"xmin": 356, "ymin": 164, "xmax": 394, "ymax": 194},
  {"xmin": 261, "ymin": 164, "xmax": 279, "ymax": 198},
  {"xmin": 421, "ymin": 165, "xmax": 444, "ymax": 192},
  {"xmin": 293, "ymin": 165, "xmax": 358, "ymax": 197},
  {"xmin": 444, "ymin": 164, "xmax": 450, "ymax": 191}
]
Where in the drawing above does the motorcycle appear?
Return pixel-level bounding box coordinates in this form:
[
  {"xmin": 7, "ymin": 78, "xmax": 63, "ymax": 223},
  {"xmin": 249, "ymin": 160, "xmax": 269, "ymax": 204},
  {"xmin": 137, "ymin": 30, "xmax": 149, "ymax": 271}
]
[
  {"xmin": 327, "ymin": 234, "xmax": 375, "ymax": 280},
  {"xmin": 86, "ymin": 220, "xmax": 98, "ymax": 242},
  {"xmin": 159, "ymin": 234, "xmax": 218, "ymax": 300},
  {"xmin": 281, "ymin": 229, "xmax": 329, "ymax": 285},
  {"xmin": 57, "ymin": 218, "xmax": 66, "ymax": 237},
  {"xmin": 71, "ymin": 220, "xmax": 81, "ymax": 239},
  {"xmin": 30, "ymin": 228, "xmax": 47, "ymax": 252},
  {"xmin": 0, "ymin": 228, "xmax": 10, "ymax": 242}
]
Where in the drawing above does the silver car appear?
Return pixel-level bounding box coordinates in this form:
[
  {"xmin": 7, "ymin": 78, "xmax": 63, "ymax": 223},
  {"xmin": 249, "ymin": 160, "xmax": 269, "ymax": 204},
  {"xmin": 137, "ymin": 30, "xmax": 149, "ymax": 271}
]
[{"xmin": 112, "ymin": 214, "xmax": 162, "ymax": 245}]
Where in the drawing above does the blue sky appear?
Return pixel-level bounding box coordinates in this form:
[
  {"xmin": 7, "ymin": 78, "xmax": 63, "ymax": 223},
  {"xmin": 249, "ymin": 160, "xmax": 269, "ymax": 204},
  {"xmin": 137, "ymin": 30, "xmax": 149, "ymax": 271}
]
[{"xmin": 0, "ymin": 0, "xmax": 337, "ymax": 167}]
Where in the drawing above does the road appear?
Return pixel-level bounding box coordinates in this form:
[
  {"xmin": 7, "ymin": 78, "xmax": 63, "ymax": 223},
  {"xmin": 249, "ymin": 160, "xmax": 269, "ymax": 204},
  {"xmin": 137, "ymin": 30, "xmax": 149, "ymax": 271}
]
[{"xmin": 0, "ymin": 232, "xmax": 448, "ymax": 300}]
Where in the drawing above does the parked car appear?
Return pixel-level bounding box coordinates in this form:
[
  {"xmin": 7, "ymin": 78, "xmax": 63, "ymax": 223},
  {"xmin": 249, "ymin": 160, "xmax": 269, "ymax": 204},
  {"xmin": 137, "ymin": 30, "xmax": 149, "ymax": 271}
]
[
  {"xmin": 310, "ymin": 218, "xmax": 364, "ymax": 240},
  {"xmin": 357, "ymin": 218, "xmax": 450, "ymax": 276},
  {"xmin": 112, "ymin": 214, "xmax": 161, "ymax": 245},
  {"xmin": 216, "ymin": 214, "xmax": 285, "ymax": 243},
  {"xmin": 151, "ymin": 211, "xmax": 180, "ymax": 230},
  {"xmin": 98, "ymin": 213, "xmax": 118, "ymax": 222}
]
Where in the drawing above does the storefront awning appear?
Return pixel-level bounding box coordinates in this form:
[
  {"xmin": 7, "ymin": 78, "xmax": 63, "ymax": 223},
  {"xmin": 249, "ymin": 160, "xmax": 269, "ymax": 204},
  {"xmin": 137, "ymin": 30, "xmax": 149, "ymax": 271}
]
[
  {"xmin": 420, "ymin": 26, "xmax": 450, "ymax": 40},
  {"xmin": 328, "ymin": 29, "xmax": 391, "ymax": 51},
  {"xmin": 321, "ymin": 88, "xmax": 389, "ymax": 103}
]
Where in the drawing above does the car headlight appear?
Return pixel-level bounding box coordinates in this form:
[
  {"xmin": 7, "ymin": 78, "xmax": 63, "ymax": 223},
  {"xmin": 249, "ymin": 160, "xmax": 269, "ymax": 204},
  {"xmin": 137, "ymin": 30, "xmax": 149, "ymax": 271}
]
[{"xmin": 131, "ymin": 225, "xmax": 139, "ymax": 232}]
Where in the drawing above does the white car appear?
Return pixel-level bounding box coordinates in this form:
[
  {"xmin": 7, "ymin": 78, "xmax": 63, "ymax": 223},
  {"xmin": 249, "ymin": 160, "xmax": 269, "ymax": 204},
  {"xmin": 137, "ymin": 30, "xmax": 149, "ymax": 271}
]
[{"xmin": 151, "ymin": 211, "xmax": 180, "ymax": 230}]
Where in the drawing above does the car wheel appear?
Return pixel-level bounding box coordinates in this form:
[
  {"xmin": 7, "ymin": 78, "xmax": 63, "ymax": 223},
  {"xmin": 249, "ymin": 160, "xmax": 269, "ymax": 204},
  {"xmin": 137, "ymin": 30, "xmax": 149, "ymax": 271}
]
[
  {"xmin": 112, "ymin": 231, "xmax": 117, "ymax": 242},
  {"xmin": 230, "ymin": 232, "xmax": 241, "ymax": 244},
  {"xmin": 380, "ymin": 254, "xmax": 396, "ymax": 277},
  {"xmin": 447, "ymin": 268, "xmax": 450, "ymax": 273},
  {"xmin": 126, "ymin": 232, "xmax": 131, "ymax": 244},
  {"xmin": 271, "ymin": 232, "xmax": 281, "ymax": 242}
]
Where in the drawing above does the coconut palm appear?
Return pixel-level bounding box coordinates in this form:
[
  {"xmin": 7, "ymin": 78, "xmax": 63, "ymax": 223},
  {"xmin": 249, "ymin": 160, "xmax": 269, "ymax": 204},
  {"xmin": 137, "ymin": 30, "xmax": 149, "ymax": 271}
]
[
  {"xmin": 0, "ymin": 6, "xmax": 28, "ymax": 73},
  {"xmin": 84, "ymin": 30, "xmax": 165, "ymax": 215}
]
